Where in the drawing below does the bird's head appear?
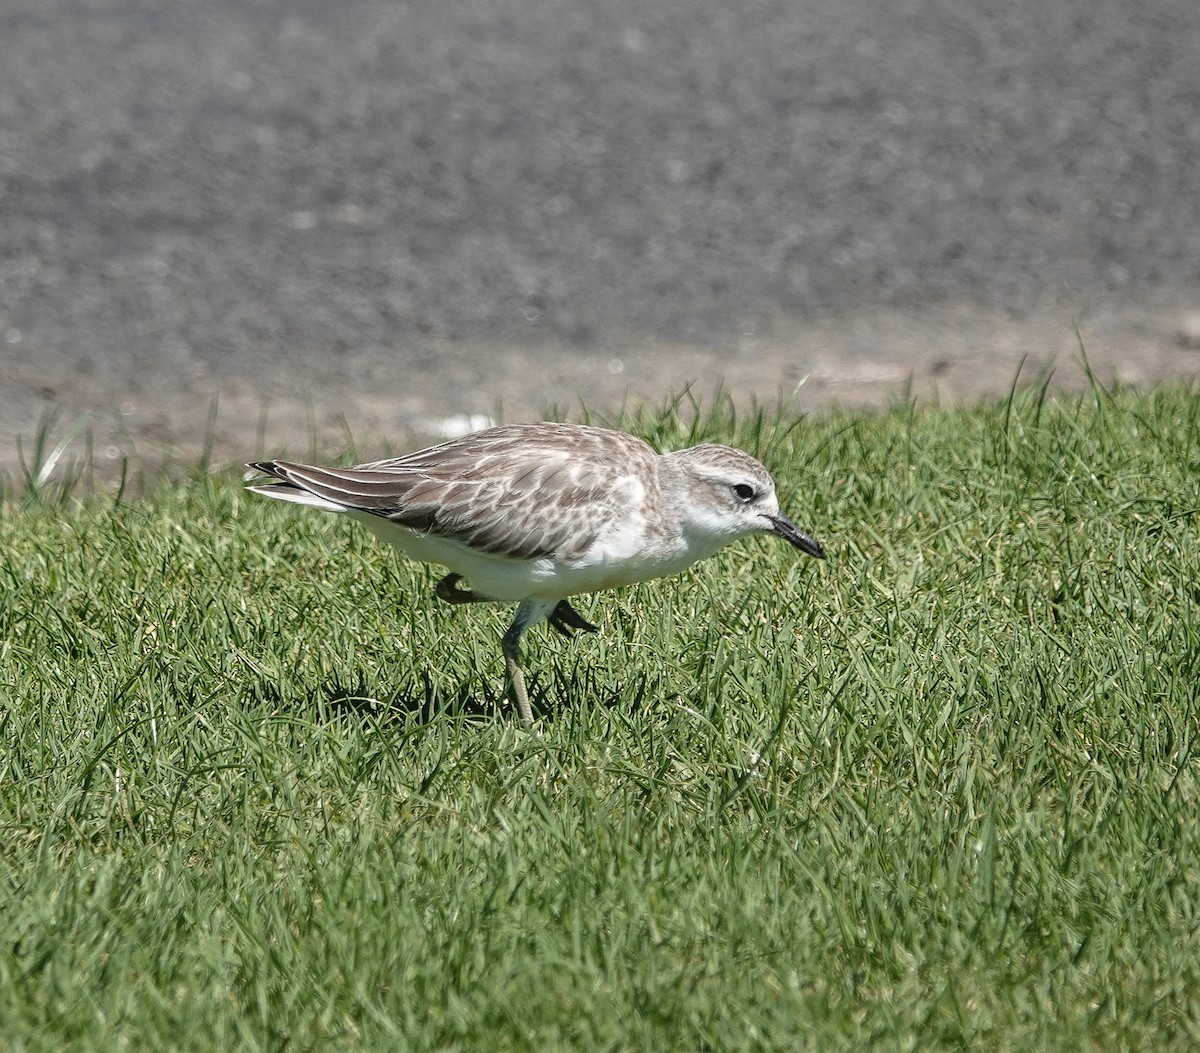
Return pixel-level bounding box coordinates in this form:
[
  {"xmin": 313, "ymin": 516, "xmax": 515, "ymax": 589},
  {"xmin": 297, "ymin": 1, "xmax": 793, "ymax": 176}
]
[{"xmin": 663, "ymin": 444, "xmax": 826, "ymax": 559}]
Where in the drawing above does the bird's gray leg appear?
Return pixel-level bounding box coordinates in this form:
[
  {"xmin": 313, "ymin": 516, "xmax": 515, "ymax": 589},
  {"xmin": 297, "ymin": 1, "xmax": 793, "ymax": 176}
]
[
  {"xmin": 438, "ymin": 576, "xmax": 555, "ymax": 724},
  {"xmin": 548, "ymin": 600, "xmax": 599, "ymax": 638},
  {"xmin": 435, "ymin": 572, "xmax": 490, "ymax": 605},
  {"xmin": 501, "ymin": 598, "xmax": 557, "ymax": 724}
]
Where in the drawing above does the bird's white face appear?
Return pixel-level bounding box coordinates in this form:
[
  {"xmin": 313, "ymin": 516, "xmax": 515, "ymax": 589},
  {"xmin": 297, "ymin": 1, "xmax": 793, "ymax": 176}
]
[
  {"xmin": 668, "ymin": 445, "xmax": 826, "ymax": 561},
  {"xmin": 683, "ymin": 465, "xmax": 783, "ymax": 542}
]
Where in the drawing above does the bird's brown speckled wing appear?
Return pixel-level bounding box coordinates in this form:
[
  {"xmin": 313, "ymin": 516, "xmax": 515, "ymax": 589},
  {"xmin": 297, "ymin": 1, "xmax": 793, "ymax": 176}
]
[{"xmin": 248, "ymin": 423, "xmax": 657, "ymax": 561}]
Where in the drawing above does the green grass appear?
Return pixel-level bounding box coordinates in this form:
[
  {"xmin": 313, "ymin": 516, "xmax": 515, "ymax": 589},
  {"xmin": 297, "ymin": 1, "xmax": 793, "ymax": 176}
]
[{"xmin": 2, "ymin": 380, "xmax": 1199, "ymax": 1051}]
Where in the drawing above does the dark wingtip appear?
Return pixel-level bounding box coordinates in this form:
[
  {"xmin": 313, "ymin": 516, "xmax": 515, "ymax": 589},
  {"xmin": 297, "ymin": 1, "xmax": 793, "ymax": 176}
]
[{"xmin": 246, "ymin": 460, "xmax": 285, "ymax": 478}]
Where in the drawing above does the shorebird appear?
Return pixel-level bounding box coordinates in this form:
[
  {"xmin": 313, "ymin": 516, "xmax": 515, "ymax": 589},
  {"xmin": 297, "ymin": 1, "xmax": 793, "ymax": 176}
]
[{"xmin": 247, "ymin": 422, "xmax": 825, "ymax": 722}]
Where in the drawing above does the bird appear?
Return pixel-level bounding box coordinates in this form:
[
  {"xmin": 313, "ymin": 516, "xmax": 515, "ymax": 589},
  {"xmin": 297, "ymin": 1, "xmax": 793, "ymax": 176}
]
[{"xmin": 246, "ymin": 421, "xmax": 825, "ymax": 723}]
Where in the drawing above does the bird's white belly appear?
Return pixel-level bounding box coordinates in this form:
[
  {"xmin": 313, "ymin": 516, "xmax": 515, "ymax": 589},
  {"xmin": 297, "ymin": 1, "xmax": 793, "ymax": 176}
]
[{"xmin": 350, "ymin": 509, "xmax": 701, "ymax": 602}]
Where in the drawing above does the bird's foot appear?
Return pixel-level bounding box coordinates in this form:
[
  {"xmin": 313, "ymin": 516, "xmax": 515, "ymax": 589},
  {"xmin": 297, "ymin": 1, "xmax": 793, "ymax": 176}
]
[
  {"xmin": 435, "ymin": 572, "xmax": 489, "ymax": 605},
  {"xmin": 548, "ymin": 600, "xmax": 599, "ymax": 639}
]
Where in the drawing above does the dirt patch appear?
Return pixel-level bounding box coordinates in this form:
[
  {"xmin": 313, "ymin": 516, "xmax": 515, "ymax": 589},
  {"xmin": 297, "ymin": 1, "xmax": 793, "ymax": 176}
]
[{"xmin": 4, "ymin": 294, "xmax": 1197, "ymax": 487}]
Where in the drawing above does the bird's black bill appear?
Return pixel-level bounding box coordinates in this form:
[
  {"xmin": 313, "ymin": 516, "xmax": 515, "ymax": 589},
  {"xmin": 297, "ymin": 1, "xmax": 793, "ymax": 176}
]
[{"xmin": 770, "ymin": 515, "xmax": 826, "ymax": 560}]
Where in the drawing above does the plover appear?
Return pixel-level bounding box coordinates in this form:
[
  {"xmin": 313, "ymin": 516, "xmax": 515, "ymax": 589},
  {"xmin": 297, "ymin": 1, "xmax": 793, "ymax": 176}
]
[{"xmin": 246, "ymin": 422, "xmax": 825, "ymax": 723}]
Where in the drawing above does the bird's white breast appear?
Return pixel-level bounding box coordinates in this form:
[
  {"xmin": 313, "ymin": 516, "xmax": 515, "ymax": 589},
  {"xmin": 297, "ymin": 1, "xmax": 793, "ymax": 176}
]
[{"xmin": 347, "ymin": 492, "xmax": 701, "ymax": 603}]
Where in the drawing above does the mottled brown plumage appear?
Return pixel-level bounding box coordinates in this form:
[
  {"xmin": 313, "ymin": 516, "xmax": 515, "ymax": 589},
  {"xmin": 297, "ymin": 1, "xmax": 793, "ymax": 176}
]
[{"xmin": 249, "ymin": 423, "xmax": 659, "ymax": 562}]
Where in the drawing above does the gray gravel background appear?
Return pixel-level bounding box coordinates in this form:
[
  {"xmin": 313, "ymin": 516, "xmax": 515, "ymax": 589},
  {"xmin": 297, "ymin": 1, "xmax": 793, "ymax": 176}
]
[{"xmin": 1, "ymin": 0, "xmax": 1198, "ymax": 476}]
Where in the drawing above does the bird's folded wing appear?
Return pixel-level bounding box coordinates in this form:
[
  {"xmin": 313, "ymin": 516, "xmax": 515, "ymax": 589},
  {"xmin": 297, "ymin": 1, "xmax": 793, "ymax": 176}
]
[{"xmin": 251, "ymin": 449, "xmax": 649, "ymax": 563}]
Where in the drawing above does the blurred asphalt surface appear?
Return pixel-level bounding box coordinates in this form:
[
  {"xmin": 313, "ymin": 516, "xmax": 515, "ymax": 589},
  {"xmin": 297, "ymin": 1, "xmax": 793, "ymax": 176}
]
[{"xmin": 1, "ymin": 0, "xmax": 1198, "ymax": 472}]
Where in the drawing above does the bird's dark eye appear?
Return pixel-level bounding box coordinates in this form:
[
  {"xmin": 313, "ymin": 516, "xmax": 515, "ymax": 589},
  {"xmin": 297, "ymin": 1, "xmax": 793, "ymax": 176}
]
[{"xmin": 732, "ymin": 483, "xmax": 755, "ymax": 502}]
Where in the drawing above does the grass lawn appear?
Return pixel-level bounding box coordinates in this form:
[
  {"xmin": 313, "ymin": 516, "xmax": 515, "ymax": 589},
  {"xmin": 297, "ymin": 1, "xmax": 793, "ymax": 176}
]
[{"xmin": 2, "ymin": 379, "xmax": 1199, "ymax": 1051}]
